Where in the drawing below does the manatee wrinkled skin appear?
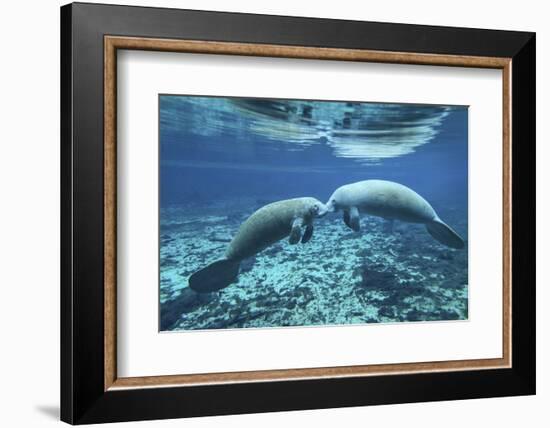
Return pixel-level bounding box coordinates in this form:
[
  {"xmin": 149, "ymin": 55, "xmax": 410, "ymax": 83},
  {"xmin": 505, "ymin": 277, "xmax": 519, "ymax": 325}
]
[
  {"xmin": 189, "ymin": 197, "xmax": 327, "ymax": 293},
  {"xmin": 326, "ymin": 180, "xmax": 464, "ymax": 249},
  {"xmin": 226, "ymin": 197, "xmax": 324, "ymax": 260}
]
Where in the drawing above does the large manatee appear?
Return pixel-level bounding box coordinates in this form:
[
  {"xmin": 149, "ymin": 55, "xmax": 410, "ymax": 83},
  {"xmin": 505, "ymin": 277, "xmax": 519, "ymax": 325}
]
[
  {"xmin": 189, "ymin": 197, "xmax": 328, "ymax": 293},
  {"xmin": 325, "ymin": 180, "xmax": 464, "ymax": 249}
]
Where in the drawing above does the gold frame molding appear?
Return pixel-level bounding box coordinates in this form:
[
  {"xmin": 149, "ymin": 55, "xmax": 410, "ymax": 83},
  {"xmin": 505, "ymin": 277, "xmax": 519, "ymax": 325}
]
[{"xmin": 104, "ymin": 36, "xmax": 512, "ymax": 391}]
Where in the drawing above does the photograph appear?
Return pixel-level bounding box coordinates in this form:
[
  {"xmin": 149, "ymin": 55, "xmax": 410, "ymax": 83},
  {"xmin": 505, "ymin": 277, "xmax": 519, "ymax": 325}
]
[
  {"xmin": 54, "ymin": 1, "xmax": 535, "ymax": 425},
  {"xmin": 159, "ymin": 95, "xmax": 469, "ymax": 331}
]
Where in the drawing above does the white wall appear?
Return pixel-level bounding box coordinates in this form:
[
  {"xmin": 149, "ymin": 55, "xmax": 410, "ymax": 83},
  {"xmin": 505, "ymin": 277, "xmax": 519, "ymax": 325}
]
[{"xmin": 0, "ymin": 0, "xmax": 546, "ymax": 427}]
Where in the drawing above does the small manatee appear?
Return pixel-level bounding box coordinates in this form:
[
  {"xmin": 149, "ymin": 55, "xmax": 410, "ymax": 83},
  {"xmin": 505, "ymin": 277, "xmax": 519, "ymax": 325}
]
[{"xmin": 189, "ymin": 197, "xmax": 328, "ymax": 293}]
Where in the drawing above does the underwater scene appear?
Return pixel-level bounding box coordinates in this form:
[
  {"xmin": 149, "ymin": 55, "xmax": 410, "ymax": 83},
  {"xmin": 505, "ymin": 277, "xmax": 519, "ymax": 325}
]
[{"xmin": 159, "ymin": 95, "xmax": 468, "ymax": 331}]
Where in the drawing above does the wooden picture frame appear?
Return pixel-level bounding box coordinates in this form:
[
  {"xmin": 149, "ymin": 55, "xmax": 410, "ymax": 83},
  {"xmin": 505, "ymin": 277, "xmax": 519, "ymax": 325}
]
[{"xmin": 61, "ymin": 2, "xmax": 535, "ymax": 424}]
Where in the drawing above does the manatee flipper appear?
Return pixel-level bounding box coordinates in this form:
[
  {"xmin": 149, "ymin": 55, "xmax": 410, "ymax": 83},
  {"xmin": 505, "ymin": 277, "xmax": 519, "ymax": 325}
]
[
  {"xmin": 188, "ymin": 259, "xmax": 240, "ymax": 293},
  {"xmin": 301, "ymin": 224, "xmax": 314, "ymax": 243},
  {"xmin": 349, "ymin": 206, "xmax": 360, "ymax": 232},
  {"xmin": 343, "ymin": 210, "xmax": 351, "ymax": 229},
  {"xmin": 426, "ymin": 218, "xmax": 465, "ymax": 249},
  {"xmin": 289, "ymin": 217, "xmax": 304, "ymax": 244}
]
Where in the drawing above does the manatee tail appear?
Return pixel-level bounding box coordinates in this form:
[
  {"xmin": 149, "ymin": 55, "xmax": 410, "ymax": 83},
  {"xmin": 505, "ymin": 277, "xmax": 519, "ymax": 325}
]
[
  {"xmin": 426, "ymin": 218, "xmax": 465, "ymax": 249},
  {"xmin": 188, "ymin": 259, "xmax": 240, "ymax": 293}
]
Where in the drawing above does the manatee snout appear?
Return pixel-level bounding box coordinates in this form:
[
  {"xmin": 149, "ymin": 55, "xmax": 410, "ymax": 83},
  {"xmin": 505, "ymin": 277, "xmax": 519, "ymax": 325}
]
[
  {"xmin": 325, "ymin": 198, "xmax": 336, "ymax": 213},
  {"xmin": 325, "ymin": 195, "xmax": 340, "ymax": 213},
  {"xmin": 312, "ymin": 201, "xmax": 329, "ymax": 218}
]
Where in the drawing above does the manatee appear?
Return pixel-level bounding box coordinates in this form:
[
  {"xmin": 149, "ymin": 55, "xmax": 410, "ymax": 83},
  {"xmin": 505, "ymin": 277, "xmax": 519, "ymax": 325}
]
[
  {"xmin": 189, "ymin": 197, "xmax": 328, "ymax": 293},
  {"xmin": 325, "ymin": 180, "xmax": 464, "ymax": 249}
]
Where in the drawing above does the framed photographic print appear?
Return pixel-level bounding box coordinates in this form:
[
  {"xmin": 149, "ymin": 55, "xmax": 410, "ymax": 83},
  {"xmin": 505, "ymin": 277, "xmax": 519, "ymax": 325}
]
[{"xmin": 60, "ymin": 2, "xmax": 536, "ymax": 424}]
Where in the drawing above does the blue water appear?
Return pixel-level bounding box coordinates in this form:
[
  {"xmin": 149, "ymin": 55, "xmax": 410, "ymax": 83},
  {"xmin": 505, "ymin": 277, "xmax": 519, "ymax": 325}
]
[{"xmin": 159, "ymin": 95, "xmax": 468, "ymax": 331}]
